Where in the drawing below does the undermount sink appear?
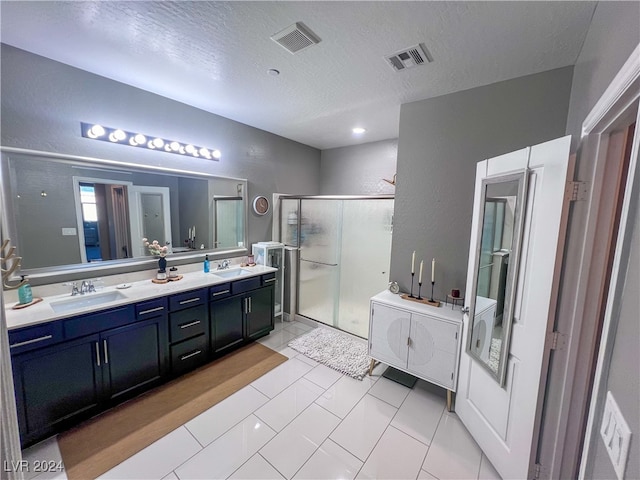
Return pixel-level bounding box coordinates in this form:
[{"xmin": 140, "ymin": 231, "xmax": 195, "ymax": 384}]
[
  {"xmin": 212, "ymin": 269, "xmax": 253, "ymax": 279},
  {"xmin": 50, "ymin": 290, "xmax": 127, "ymax": 314}
]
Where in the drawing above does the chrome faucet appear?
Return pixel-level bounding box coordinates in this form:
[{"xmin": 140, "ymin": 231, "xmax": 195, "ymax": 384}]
[
  {"xmin": 217, "ymin": 259, "xmax": 231, "ymax": 270},
  {"xmin": 70, "ymin": 282, "xmax": 81, "ymax": 296}
]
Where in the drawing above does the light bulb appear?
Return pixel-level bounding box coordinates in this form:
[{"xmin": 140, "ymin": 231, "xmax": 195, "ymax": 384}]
[
  {"xmin": 199, "ymin": 147, "xmax": 210, "ymax": 157},
  {"xmin": 147, "ymin": 140, "xmax": 156, "ymax": 149},
  {"xmin": 134, "ymin": 133, "xmax": 146, "ymax": 144},
  {"xmin": 170, "ymin": 141, "xmax": 180, "ymax": 151},
  {"xmin": 88, "ymin": 124, "xmax": 106, "ymax": 138},
  {"xmin": 113, "ymin": 129, "xmax": 126, "ymax": 141},
  {"xmin": 352, "ymin": 127, "xmax": 366, "ymax": 134},
  {"xmin": 153, "ymin": 138, "xmax": 164, "ymax": 148},
  {"xmin": 212, "ymin": 150, "xmax": 221, "ymax": 159},
  {"xmin": 185, "ymin": 144, "xmax": 195, "ymax": 153}
]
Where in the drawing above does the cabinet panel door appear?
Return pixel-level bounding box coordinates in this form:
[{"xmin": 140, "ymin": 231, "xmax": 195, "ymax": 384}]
[
  {"xmin": 102, "ymin": 319, "xmax": 164, "ymax": 402},
  {"xmin": 13, "ymin": 334, "xmax": 101, "ymax": 442},
  {"xmin": 407, "ymin": 313, "xmax": 458, "ymax": 389},
  {"xmin": 211, "ymin": 295, "xmax": 244, "ymax": 355},
  {"xmin": 245, "ymin": 287, "xmax": 274, "ymax": 340},
  {"xmin": 369, "ymin": 302, "xmax": 410, "ymax": 367}
]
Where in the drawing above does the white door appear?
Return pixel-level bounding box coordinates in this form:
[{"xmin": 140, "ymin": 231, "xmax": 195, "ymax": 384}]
[
  {"xmin": 128, "ymin": 186, "xmax": 172, "ymax": 257},
  {"xmin": 457, "ymin": 136, "xmax": 571, "ymax": 479}
]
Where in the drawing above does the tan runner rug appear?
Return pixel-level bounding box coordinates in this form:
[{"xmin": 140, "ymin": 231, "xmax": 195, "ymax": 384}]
[{"xmin": 58, "ymin": 342, "xmax": 287, "ymax": 480}]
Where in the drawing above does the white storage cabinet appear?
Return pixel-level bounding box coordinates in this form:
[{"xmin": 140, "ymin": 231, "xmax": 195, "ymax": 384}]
[
  {"xmin": 252, "ymin": 242, "xmax": 285, "ymax": 318},
  {"xmin": 368, "ymin": 290, "xmax": 463, "ymax": 410}
]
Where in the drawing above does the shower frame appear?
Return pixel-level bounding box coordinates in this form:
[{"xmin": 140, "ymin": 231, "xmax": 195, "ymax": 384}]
[{"xmin": 278, "ymin": 194, "xmax": 394, "ymax": 337}]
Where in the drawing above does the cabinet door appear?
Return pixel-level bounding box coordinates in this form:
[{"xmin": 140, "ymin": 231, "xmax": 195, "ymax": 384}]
[
  {"xmin": 101, "ymin": 318, "xmax": 166, "ymax": 402},
  {"xmin": 407, "ymin": 313, "xmax": 459, "ymax": 389},
  {"xmin": 12, "ymin": 334, "xmax": 101, "ymax": 444},
  {"xmin": 211, "ymin": 295, "xmax": 244, "ymax": 355},
  {"xmin": 369, "ymin": 302, "xmax": 410, "ymax": 368},
  {"xmin": 245, "ymin": 287, "xmax": 274, "ymax": 340}
]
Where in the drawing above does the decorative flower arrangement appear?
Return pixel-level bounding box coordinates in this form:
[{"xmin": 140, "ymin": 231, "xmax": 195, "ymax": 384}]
[{"xmin": 143, "ymin": 238, "xmax": 168, "ymax": 257}]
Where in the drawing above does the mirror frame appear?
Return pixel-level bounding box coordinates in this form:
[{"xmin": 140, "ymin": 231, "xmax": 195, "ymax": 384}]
[
  {"xmin": 466, "ymin": 170, "xmax": 529, "ymax": 386},
  {"xmin": 0, "ymin": 146, "xmax": 249, "ymax": 282}
]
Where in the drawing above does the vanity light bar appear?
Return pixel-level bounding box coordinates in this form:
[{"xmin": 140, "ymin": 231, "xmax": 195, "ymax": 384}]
[{"xmin": 80, "ymin": 123, "xmax": 221, "ymax": 160}]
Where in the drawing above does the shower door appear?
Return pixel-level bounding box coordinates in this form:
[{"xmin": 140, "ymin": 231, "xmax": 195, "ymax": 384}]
[
  {"xmin": 337, "ymin": 199, "xmax": 393, "ymax": 337},
  {"xmin": 297, "ymin": 199, "xmax": 342, "ymax": 326}
]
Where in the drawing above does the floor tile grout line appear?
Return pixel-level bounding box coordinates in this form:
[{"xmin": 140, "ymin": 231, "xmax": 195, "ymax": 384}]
[
  {"xmin": 288, "ymin": 399, "xmax": 357, "ymax": 480},
  {"xmin": 420, "ymin": 405, "xmax": 448, "ymax": 476},
  {"xmin": 183, "ymin": 422, "xmax": 206, "ymax": 450}
]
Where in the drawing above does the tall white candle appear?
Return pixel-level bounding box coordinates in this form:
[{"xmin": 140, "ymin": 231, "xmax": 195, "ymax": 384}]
[
  {"xmin": 431, "ymin": 258, "xmax": 435, "ymax": 283},
  {"xmin": 411, "ymin": 251, "xmax": 416, "ymax": 274},
  {"xmin": 419, "ymin": 260, "xmax": 424, "ymax": 283}
]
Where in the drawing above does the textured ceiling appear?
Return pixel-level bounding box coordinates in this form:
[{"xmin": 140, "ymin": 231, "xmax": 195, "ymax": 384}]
[{"xmin": 0, "ymin": 1, "xmax": 597, "ymax": 150}]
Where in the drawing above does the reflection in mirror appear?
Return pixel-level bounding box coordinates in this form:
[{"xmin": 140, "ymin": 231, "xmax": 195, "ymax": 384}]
[
  {"xmin": 1, "ymin": 148, "xmax": 248, "ymax": 276},
  {"xmin": 214, "ymin": 197, "xmax": 244, "ymax": 249},
  {"xmin": 468, "ymin": 171, "xmax": 528, "ymax": 386}
]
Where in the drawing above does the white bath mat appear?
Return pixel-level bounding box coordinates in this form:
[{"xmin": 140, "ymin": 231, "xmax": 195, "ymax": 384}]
[{"xmin": 288, "ymin": 327, "xmax": 371, "ymax": 380}]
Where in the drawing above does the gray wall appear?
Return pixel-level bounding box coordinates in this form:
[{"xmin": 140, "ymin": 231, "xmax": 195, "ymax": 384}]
[
  {"xmin": 1, "ymin": 44, "xmax": 321, "ymax": 271},
  {"xmin": 320, "ymin": 139, "xmax": 397, "ymax": 195},
  {"xmin": 564, "ymin": 3, "xmax": 640, "ymax": 478},
  {"xmin": 391, "ymin": 67, "xmax": 573, "ymax": 299}
]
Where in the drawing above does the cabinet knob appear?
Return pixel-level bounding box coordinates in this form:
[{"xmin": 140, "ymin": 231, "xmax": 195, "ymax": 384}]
[{"xmin": 461, "ymin": 306, "xmax": 470, "ymax": 315}]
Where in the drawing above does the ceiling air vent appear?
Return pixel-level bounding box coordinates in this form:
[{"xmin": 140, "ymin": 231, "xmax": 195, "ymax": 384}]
[
  {"xmin": 385, "ymin": 44, "xmax": 432, "ymax": 72},
  {"xmin": 271, "ymin": 22, "xmax": 321, "ymax": 54}
]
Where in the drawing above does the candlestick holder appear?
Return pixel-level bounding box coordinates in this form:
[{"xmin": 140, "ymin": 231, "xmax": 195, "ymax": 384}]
[
  {"xmin": 430, "ymin": 281, "xmax": 435, "ymax": 302},
  {"xmin": 409, "ymin": 273, "xmax": 415, "ymax": 298},
  {"xmin": 417, "ymin": 282, "xmax": 423, "ymax": 300}
]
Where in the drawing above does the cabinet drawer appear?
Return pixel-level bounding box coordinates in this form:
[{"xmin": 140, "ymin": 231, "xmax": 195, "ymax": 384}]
[
  {"xmin": 210, "ymin": 283, "xmax": 231, "ymax": 300},
  {"xmin": 231, "ymin": 276, "xmax": 261, "ymax": 295},
  {"xmin": 8, "ymin": 321, "xmax": 64, "ymax": 355},
  {"xmin": 63, "ymin": 305, "xmax": 135, "ymax": 340},
  {"xmin": 169, "ymin": 305, "xmax": 207, "ymax": 343},
  {"xmin": 261, "ymin": 272, "xmax": 277, "ymax": 285},
  {"xmin": 136, "ymin": 297, "xmax": 168, "ymax": 320},
  {"xmin": 171, "ymin": 334, "xmax": 208, "ymax": 375},
  {"xmin": 169, "ymin": 289, "xmax": 206, "ymax": 312}
]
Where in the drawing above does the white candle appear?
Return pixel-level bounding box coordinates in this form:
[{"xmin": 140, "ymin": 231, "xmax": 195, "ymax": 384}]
[
  {"xmin": 411, "ymin": 251, "xmax": 416, "ymax": 274},
  {"xmin": 419, "ymin": 260, "xmax": 423, "ymax": 284},
  {"xmin": 193, "ymin": 225, "xmax": 196, "ymax": 238},
  {"xmin": 188, "ymin": 227, "xmax": 192, "ymax": 239},
  {"xmin": 431, "ymin": 258, "xmax": 435, "ymax": 283}
]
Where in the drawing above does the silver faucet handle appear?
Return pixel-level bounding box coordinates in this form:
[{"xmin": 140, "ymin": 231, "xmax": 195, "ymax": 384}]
[
  {"xmin": 70, "ymin": 282, "xmax": 80, "ymax": 296},
  {"xmin": 87, "ymin": 280, "xmax": 96, "ymax": 293}
]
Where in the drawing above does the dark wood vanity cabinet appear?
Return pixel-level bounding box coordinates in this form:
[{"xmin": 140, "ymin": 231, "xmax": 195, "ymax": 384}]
[
  {"xmin": 168, "ymin": 288, "xmax": 209, "ymax": 376},
  {"xmin": 210, "ymin": 283, "xmax": 244, "ymax": 356},
  {"xmin": 9, "ymin": 273, "xmax": 274, "ymax": 447},
  {"xmin": 10, "ymin": 302, "xmax": 168, "ymax": 445},
  {"xmin": 210, "ymin": 274, "xmax": 275, "ymax": 354}
]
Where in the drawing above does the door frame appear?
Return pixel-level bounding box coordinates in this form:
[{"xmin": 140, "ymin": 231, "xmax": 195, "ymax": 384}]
[
  {"xmin": 128, "ymin": 185, "xmax": 172, "ymax": 257},
  {"xmin": 538, "ymin": 43, "xmax": 639, "ymax": 478},
  {"xmin": 72, "ymin": 176, "xmax": 134, "ymax": 263}
]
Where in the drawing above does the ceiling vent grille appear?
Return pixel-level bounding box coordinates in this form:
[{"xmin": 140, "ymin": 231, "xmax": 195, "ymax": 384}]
[
  {"xmin": 271, "ymin": 22, "xmax": 321, "ymax": 54},
  {"xmin": 385, "ymin": 44, "xmax": 432, "ymax": 72}
]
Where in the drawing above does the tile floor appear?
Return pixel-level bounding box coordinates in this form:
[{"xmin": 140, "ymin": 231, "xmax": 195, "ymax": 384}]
[{"xmin": 21, "ymin": 320, "xmax": 502, "ymax": 480}]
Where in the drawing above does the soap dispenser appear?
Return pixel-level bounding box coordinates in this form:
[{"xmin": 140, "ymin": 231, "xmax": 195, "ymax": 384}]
[
  {"xmin": 203, "ymin": 255, "xmax": 210, "ymax": 273},
  {"xmin": 18, "ymin": 275, "xmax": 33, "ymax": 305}
]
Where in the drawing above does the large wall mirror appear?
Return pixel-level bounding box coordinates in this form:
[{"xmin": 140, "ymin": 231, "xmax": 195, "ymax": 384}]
[
  {"xmin": 467, "ymin": 171, "xmax": 528, "ymax": 386},
  {"xmin": 1, "ymin": 147, "xmax": 248, "ymax": 278}
]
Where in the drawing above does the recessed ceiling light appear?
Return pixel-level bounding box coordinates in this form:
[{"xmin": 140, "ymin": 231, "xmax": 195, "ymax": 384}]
[
  {"xmin": 267, "ymin": 69, "xmax": 280, "ymax": 76},
  {"xmin": 352, "ymin": 127, "xmax": 366, "ymax": 134}
]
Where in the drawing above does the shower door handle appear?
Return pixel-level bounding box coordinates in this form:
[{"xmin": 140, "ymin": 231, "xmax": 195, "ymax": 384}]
[{"xmin": 300, "ymin": 259, "xmax": 338, "ymax": 267}]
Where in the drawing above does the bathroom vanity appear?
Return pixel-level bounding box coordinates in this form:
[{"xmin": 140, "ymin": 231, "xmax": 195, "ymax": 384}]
[
  {"xmin": 6, "ymin": 267, "xmax": 276, "ymax": 446},
  {"xmin": 368, "ymin": 290, "xmax": 463, "ymax": 411}
]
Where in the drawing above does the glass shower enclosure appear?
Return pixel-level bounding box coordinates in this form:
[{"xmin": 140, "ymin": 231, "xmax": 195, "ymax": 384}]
[{"xmin": 279, "ymin": 196, "xmax": 394, "ymax": 338}]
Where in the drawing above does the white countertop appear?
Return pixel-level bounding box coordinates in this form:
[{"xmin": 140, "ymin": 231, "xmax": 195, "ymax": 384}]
[
  {"xmin": 371, "ymin": 290, "xmax": 464, "ymax": 324},
  {"xmin": 6, "ymin": 265, "xmax": 276, "ymax": 331}
]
